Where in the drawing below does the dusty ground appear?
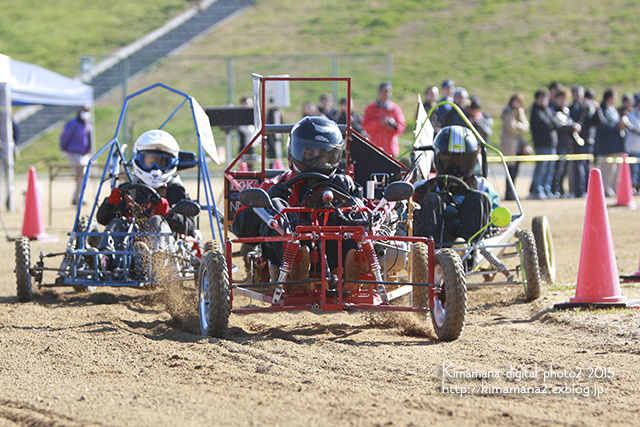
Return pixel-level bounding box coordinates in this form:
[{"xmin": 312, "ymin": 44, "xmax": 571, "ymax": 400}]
[{"xmin": 1, "ymin": 173, "xmax": 640, "ymax": 426}]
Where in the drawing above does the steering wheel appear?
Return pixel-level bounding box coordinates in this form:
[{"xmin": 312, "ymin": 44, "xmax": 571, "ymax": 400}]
[
  {"xmin": 120, "ymin": 182, "xmax": 162, "ymax": 205},
  {"xmin": 415, "ymin": 174, "xmax": 470, "ymax": 209},
  {"xmin": 284, "ymin": 172, "xmax": 329, "ymax": 189},
  {"xmin": 119, "ymin": 183, "xmax": 162, "ymax": 219},
  {"xmin": 418, "ymin": 174, "xmax": 470, "ymax": 195}
]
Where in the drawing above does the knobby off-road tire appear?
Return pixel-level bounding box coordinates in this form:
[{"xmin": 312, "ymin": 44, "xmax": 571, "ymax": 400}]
[
  {"xmin": 72, "ymin": 216, "xmax": 102, "ymax": 293},
  {"xmin": 531, "ymin": 215, "xmax": 555, "ymax": 284},
  {"xmin": 15, "ymin": 236, "xmax": 33, "ymax": 302},
  {"xmin": 77, "ymin": 215, "xmax": 101, "ymax": 249},
  {"xmin": 431, "ymin": 248, "xmax": 467, "ymax": 341},
  {"xmin": 198, "ymin": 246, "xmax": 230, "ymax": 338},
  {"xmin": 411, "ymin": 241, "xmax": 429, "ymax": 308},
  {"xmin": 518, "ymin": 229, "xmax": 542, "ymax": 301},
  {"xmin": 203, "ymin": 240, "xmax": 222, "ymax": 254}
]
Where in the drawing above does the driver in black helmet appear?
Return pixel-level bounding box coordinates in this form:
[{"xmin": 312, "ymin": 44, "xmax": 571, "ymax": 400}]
[
  {"xmin": 233, "ymin": 116, "xmax": 362, "ymax": 282},
  {"xmin": 413, "ymin": 125, "xmax": 500, "ymax": 245}
]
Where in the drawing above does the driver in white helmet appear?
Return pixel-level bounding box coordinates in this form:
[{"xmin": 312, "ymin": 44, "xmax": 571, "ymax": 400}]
[{"xmin": 93, "ymin": 129, "xmax": 195, "ymax": 271}]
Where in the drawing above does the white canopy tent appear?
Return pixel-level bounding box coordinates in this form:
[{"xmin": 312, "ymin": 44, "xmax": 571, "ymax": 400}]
[{"xmin": 0, "ymin": 54, "xmax": 93, "ymax": 211}]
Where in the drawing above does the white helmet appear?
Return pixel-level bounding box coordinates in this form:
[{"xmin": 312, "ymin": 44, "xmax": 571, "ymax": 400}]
[{"xmin": 132, "ymin": 129, "xmax": 180, "ymax": 188}]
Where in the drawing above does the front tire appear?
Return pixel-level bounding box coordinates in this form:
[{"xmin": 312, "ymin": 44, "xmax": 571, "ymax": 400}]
[
  {"xmin": 198, "ymin": 246, "xmax": 230, "ymax": 338},
  {"xmin": 531, "ymin": 215, "xmax": 555, "ymax": 284},
  {"xmin": 431, "ymin": 248, "xmax": 466, "ymax": 341},
  {"xmin": 15, "ymin": 236, "xmax": 33, "ymax": 302},
  {"xmin": 518, "ymin": 229, "xmax": 542, "ymax": 301},
  {"xmin": 411, "ymin": 241, "xmax": 429, "ymax": 308}
]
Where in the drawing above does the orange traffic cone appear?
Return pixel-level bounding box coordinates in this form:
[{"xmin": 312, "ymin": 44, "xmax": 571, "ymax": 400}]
[
  {"xmin": 239, "ymin": 162, "xmax": 249, "ymax": 172},
  {"xmin": 21, "ymin": 167, "xmax": 48, "ymax": 240},
  {"xmin": 273, "ymin": 158, "xmax": 284, "ymax": 169},
  {"xmin": 555, "ymin": 168, "xmax": 631, "ymax": 309},
  {"xmin": 615, "ymin": 154, "xmax": 637, "ymax": 208}
]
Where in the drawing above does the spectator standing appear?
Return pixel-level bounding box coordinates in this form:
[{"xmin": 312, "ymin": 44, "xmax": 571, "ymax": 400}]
[
  {"xmin": 466, "ymin": 95, "xmax": 494, "ymax": 144},
  {"xmin": 336, "ymin": 97, "xmax": 364, "ymax": 134},
  {"xmin": 547, "ymin": 81, "xmax": 562, "ymax": 111},
  {"xmin": 421, "ymin": 85, "xmax": 441, "ymax": 133},
  {"xmin": 317, "ymin": 93, "xmax": 336, "ymax": 121},
  {"xmin": 618, "ymin": 93, "xmax": 634, "ymax": 117},
  {"xmin": 500, "ymin": 93, "xmax": 530, "ymax": 200},
  {"xmin": 441, "ymin": 87, "xmax": 470, "ymax": 128},
  {"xmin": 551, "ymin": 88, "xmax": 580, "ymax": 197},
  {"xmin": 302, "ymin": 101, "xmax": 321, "ymax": 117},
  {"xmin": 622, "ymin": 93, "xmax": 640, "ymax": 192},
  {"xmin": 569, "ymin": 86, "xmax": 598, "ymax": 197},
  {"xmin": 238, "ymin": 96, "xmax": 256, "ymax": 170},
  {"xmin": 361, "ymin": 82, "xmax": 407, "ymax": 157},
  {"xmin": 60, "ymin": 106, "xmax": 92, "ymax": 205},
  {"xmin": 435, "ymin": 79, "xmax": 455, "ymax": 126},
  {"xmin": 265, "ymin": 107, "xmax": 283, "ymax": 159},
  {"xmin": 529, "ymin": 89, "xmax": 559, "ymax": 199},
  {"xmin": 594, "ymin": 89, "xmax": 626, "ymax": 197}
]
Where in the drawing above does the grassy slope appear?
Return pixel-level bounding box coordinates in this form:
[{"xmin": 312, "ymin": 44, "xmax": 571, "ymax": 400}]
[{"xmin": 9, "ymin": 0, "xmax": 640, "ymax": 172}]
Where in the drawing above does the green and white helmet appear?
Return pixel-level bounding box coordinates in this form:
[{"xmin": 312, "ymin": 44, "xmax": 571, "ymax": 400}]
[{"xmin": 433, "ymin": 125, "xmax": 479, "ymax": 177}]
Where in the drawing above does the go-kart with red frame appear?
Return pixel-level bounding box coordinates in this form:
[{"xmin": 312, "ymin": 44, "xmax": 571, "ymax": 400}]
[{"xmin": 196, "ymin": 76, "xmax": 468, "ymax": 341}]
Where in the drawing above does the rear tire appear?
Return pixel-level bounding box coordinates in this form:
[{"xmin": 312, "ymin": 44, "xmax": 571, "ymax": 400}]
[
  {"xmin": 531, "ymin": 215, "xmax": 555, "ymax": 284},
  {"xmin": 15, "ymin": 236, "xmax": 33, "ymax": 302},
  {"xmin": 411, "ymin": 241, "xmax": 429, "ymax": 308},
  {"xmin": 518, "ymin": 229, "xmax": 542, "ymax": 301},
  {"xmin": 198, "ymin": 246, "xmax": 230, "ymax": 338},
  {"xmin": 431, "ymin": 248, "xmax": 466, "ymax": 341}
]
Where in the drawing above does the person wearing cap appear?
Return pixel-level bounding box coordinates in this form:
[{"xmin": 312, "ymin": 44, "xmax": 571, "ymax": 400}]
[
  {"xmin": 60, "ymin": 105, "xmax": 92, "ymax": 205},
  {"xmin": 623, "ymin": 93, "xmax": 640, "ymax": 192},
  {"xmin": 436, "ymin": 79, "xmax": 455, "ymax": 124},
  {"xmin": 361, "ymin": 82, "xmax": 407, "ymax": 157}
]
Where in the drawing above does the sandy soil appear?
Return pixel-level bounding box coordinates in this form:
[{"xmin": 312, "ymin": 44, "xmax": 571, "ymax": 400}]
[{"xmin": 1, "ymin": 174, "xmax": 640, "ymax": 426}]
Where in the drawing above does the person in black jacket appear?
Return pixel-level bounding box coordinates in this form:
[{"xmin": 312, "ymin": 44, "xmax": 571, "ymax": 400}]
[
  {"xmin": 92, "ymin": 129, "xmax": 195, "ymax": 272},
  {"xmin": 550, "ymin": 88, "xmax": 581, "ymax": 197},
  {"xmin": 569, "ymin": 86, "xmax": 600, "ymax": 197},
  {"xmin": 529, "ymin": 89, "xmax": 560, "ymax": 199},
  {"xmin": 595, "ymin": 89, "xmax": 626, "ymax": 196}
]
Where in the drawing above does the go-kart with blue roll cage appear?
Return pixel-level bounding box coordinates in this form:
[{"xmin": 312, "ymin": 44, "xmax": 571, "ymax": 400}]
[
  {"xmin": 410, "ymin": 101, "xmax": 555, "ymax": 301},
  {"xmin": 14, "ymin": 83, "xmax": 224, "ymax": 301},
  {"xmin": 196, "ymin": 75, "xmax": 469, "ymax": 341}
]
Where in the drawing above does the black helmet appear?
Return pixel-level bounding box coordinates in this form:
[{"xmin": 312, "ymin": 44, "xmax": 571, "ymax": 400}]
[
  {"xmin": 433, "ymin": 125, "xmax": 480, "ymax": 177},
  {"xmin": 287, "ymin": 116, "xmax": 344, "ymax": 174}
]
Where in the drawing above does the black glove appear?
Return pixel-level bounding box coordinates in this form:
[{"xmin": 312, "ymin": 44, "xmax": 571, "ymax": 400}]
[
  {"xmin": 267, "ymin": 182, "xmax": 292, "ymax": 200},
  {"xmin": 326, "ymin": 174, "xmax": 357, "ymax": 195}
]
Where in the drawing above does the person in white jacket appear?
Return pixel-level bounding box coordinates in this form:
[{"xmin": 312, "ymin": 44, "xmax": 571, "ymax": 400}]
[{"xmin": 500, "ymin": 94, "xmax": 530, "ymax": 200}]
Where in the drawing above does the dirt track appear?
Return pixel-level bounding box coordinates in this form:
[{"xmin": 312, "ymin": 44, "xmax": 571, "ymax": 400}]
[{"xmin": 1, "ymin": 176, "xmax": 640, "ymax": 426}]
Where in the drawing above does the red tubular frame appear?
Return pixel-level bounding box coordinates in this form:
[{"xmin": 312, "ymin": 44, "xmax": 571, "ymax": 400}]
[{"xmin": 222, "ymin": 76, "xmax": 434, "ymax": 316}]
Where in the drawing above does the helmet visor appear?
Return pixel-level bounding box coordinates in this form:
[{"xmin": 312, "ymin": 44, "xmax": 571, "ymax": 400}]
[
  {"xmin": 134, "ymin": 151, "xmax": 178, "ymax": 172},
  {"xmin": 289, "ymin": 140, "xmax": 342, "ymax": 173}
]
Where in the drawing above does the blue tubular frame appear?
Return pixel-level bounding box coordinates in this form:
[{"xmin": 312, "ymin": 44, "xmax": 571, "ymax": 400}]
[{"xmin": 67, "ymin": 83, "xmax": 222, "ymax": 286}]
